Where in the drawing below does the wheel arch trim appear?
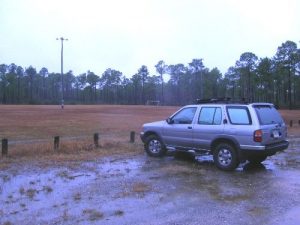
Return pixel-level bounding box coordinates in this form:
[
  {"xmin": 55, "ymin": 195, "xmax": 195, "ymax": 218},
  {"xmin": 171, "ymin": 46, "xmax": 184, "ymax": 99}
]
[
  {"xmin": 211, "ymin": 136, "xmax": 240, "ymax": 152},
  {"xmin": 143, "ymin": 131, "xmax": 164, "ymax": 144}
]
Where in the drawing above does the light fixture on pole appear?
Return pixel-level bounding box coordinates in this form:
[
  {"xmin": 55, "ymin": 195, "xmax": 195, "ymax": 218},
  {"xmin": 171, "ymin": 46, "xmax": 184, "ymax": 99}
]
[{"xmin": 56, "ymin": 37, "xmax": 68, "ymax": 109}]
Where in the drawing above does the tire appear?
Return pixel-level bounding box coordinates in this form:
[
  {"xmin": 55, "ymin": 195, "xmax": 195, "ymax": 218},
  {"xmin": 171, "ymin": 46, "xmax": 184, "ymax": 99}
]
[
  {"xmin": 247, "ymin": 155, "xmax": 267, "ymax": 164},
  {"xmin": 144, "ymin": 135, "xmax": 167, "ymax": 157},
  {"xmin": 213, "ymin": 143, "xmax": 239, "ymax": 171}
]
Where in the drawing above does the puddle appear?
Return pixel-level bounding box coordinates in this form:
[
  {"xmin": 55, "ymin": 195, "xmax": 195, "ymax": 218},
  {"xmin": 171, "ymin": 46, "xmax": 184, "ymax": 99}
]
[
  {"xmin": 1, "ymin": 144, "xmax": 300, "ymax": 225},
  {"xmin": 0, "ymin": 157, "xmax": 146, "ymax": 225}
]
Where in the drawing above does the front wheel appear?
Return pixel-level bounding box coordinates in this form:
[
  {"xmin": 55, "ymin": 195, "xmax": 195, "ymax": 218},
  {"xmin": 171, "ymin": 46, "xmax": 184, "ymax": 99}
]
[
  {"xmin": 144, "ymin": 135, "xmax": 166, "ymax": 157},
  {"xmin": 213, "ymin": 143, "xmax": 239, "ymax": 171}
]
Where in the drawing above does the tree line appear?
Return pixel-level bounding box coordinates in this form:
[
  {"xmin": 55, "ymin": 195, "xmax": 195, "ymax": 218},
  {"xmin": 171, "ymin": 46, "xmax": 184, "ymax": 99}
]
[{"xmin": 0, "ymin": 40, "xmax": 299, "ymax": 108}]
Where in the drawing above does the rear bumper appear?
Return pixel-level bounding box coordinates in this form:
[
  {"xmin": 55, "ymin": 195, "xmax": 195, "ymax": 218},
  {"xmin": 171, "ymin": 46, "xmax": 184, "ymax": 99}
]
[
  {"xmin": 265, "ymin": 140, "xmax": 289, "ymax": 152},
  {"xmin": 241, "ymin": 140, "xmax": 289, "ymax": 156}
]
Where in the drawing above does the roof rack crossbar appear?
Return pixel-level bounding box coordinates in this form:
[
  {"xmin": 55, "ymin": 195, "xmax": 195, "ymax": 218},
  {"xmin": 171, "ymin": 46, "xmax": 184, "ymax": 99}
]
[{"xmin": 196, "ymin": 98, "xmax": 250, "ymax": 104}]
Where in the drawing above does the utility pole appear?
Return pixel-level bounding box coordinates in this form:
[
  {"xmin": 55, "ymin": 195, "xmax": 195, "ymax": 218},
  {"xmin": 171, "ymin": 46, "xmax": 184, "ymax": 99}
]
[{"xmin": 56, "ymin": 37, "xmax": 68, "ymax": 109}]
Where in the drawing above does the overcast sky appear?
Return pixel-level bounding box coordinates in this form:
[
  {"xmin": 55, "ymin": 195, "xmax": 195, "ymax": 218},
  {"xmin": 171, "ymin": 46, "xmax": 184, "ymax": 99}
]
[{"xmin": 1, "ymin": 0, "xmax": 299, "ymax": 77}]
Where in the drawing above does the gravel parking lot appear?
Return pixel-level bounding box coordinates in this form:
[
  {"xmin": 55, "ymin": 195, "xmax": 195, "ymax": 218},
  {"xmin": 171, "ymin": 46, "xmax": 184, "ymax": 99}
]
[{"xmin": 1, "ymin": 138, "xmax": 300, "ymax": 225}]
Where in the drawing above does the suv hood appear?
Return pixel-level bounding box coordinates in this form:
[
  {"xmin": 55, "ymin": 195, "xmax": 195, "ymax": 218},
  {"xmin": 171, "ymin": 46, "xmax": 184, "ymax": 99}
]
[{"xmin": 143, "ymin": 120, "xmax": 166, "ymax": 129}]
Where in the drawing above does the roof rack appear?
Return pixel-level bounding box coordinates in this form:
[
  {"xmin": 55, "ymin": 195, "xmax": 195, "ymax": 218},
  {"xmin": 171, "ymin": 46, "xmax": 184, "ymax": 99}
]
[{"xmin": 196, "ymin": 97, "xmax": 250, "ymax": 104}]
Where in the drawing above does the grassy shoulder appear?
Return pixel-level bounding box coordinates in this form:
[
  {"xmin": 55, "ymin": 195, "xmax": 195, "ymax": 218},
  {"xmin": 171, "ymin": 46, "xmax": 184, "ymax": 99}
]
[{"xmin": 0, "ymin": 137, "xmax": 144, "ymax": 169}]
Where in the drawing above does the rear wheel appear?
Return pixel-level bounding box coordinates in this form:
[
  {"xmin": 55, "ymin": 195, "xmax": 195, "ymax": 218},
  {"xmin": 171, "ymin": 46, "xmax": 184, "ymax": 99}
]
[
  {"xmin": 247, "ymin": 155, "xmax": 267, "ymax": 164},
  {"xmin": 144, "ymin": 135, "xmax": 166, "ymax": 157},
  {"xmin": 213, "ymin": 143, "xmax": 239, "ymax": 171}
]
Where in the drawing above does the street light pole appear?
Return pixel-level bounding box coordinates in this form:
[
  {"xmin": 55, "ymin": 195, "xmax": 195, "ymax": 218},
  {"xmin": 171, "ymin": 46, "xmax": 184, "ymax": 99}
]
[{"xmin": 56, "ymin": 37, "xmax": 68, "ymax": 109}]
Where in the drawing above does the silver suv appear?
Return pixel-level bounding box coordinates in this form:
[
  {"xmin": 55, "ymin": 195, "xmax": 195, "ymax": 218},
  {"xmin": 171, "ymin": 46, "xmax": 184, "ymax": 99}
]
[{"xmin": 140, "ymin": 100, "xmax": 289, "ymax": 171}]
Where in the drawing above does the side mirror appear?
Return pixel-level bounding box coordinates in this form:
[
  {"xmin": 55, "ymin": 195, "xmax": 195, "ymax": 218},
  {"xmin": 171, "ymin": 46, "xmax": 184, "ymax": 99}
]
[
  {"xmin": 166, "ymin": 118, "xmax": 174, "ymax": 124},
  {"xmin": 223, "ymin": 119, "xmax": 228, "ymax": 124}
]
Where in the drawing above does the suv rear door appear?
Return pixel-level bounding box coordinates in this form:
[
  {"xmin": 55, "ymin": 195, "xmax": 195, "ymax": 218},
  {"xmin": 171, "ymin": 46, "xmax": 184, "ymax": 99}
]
[{"xmin": 193, "ymin": 105, "xmax": 225, "ymax": 150}]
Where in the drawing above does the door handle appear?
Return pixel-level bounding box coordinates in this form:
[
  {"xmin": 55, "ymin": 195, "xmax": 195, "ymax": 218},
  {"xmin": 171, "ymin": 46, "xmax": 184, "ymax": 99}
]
[{"xmin": 188, "ymin": 126, "xmax": 192, "ymax": 129}]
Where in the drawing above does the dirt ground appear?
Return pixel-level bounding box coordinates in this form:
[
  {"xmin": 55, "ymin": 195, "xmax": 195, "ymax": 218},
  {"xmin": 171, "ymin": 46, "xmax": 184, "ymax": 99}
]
[{"xmin": 1, "ymin": 139, "xmax": 300, "ymax": 225}]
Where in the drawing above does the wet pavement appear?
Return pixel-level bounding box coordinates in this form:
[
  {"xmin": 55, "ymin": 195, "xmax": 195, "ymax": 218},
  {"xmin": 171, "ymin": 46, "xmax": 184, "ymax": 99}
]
[{"xmin": 1, "ymin": 139, "xmax": 300, "ymax": 225}]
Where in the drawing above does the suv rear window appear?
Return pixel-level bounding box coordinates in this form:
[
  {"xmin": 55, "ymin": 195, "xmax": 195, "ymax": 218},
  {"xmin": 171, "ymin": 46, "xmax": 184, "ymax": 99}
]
[
  {"xmin": 227, "ymin": 106, "xmax": 252, "ymax": 125},
  {"xmin": 254, "ymin": 105, "xmax": 283, "ymax": 125}
]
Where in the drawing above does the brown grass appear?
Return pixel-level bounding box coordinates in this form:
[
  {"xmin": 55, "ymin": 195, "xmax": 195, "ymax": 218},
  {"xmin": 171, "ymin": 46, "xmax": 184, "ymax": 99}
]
[
  {"xmin": 0, "ymin": 105, "xmax": 176, "ymax": 140},
  {"xmin": 0, "ymin": 105, "xmax": 298, "ymax": 140},
  {"xmin": 280, "ymin": 110, "xmax": 300, "ymax": 136},
  {"xmin": 0, "ymin": 105, "xmax": 299, "ymax": 163},
  {"xmin": 0, "ymin": 105, "xmax": 175, "ymax": 163},
  {"xmin": 0, "ymin": 138, "xmax": 143, "ymax": 169}
]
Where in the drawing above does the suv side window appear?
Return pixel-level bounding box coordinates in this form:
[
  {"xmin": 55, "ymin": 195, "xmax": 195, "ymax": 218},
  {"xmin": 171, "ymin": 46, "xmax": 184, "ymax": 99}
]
[
  {"xmin": 198, "ymin": 107, "xmax": 222, "ymax": 125},
  {"xmin": 227, "ymin": 106, "xmax": 252, "ymax": 125},
  {"xmin": 172, "ymin": 107, "xmax": 197, "ymax": 124}
]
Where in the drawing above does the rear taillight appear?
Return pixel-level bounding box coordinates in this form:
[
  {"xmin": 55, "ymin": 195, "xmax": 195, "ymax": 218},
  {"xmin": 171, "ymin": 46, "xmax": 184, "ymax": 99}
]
[{"xmin": 254, "ymin": 129, "xmax": 263, "ymax": 142}]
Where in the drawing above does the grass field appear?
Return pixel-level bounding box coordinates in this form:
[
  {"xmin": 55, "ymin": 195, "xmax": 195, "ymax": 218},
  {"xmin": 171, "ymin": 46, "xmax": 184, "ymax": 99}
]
[
  {"xmin": 0, "ymin": 105, "xmax": 177, "ymax": 140},
  {"xmin": 0, "ymin": 105, "xmax": 299, "ymax": 161},
  {"xmin": 0, "ymin": 105, "xmax": 177, "ymax": 161},
  {"xmin": 0, "ymin": 105, "xmax": 299, "ymax": 139}
]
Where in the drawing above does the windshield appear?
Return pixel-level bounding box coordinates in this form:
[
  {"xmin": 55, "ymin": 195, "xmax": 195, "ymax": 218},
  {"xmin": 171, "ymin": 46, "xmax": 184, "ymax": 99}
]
[{"xmin": 254, "ymin": 105, "xmax": 283, "ymax": 125}]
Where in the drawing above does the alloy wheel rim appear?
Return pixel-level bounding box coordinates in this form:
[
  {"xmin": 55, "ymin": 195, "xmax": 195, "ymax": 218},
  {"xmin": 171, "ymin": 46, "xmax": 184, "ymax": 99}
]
[
  {"xmin": 218, "ymin": 148, "xmax": 232, "ymax": 166},
  {"xmin": 149, "ymin": 140, "xmax": 161, "ymax": 153}
]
